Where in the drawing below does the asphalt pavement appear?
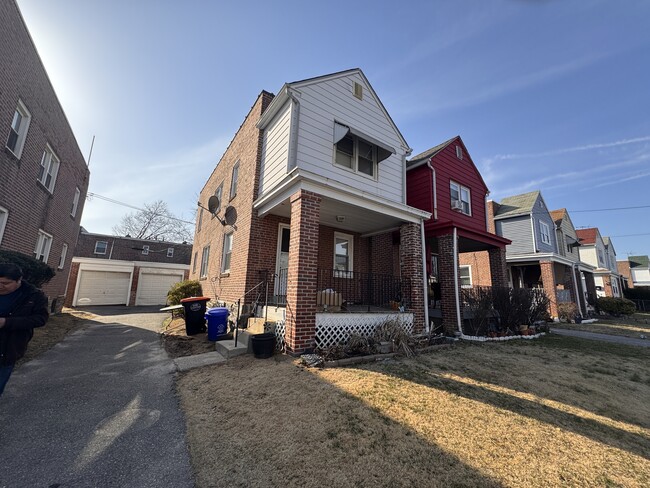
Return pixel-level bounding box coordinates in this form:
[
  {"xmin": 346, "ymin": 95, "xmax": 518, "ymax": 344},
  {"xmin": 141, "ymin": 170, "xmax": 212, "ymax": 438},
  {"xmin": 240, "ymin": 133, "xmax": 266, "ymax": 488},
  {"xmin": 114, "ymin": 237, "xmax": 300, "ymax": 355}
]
[
  {"xmin": 551, "ymin": 327, "xmax": 650, "ymax": 347},
  {"xmin": 0, "ymin": 306, "xmax": 195, "ymax": 488}
]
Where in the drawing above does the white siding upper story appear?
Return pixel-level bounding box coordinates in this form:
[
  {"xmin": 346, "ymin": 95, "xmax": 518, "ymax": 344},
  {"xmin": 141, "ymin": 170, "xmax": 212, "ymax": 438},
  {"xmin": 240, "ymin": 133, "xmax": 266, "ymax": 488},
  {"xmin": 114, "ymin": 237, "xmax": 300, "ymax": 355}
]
[
  {"xmin": 258, "ymin": 70, "xmax": 408, "ymax": 206},
  {"xmin": 578, "ymin": 246, "xmax": 599, "ymax": 268}
]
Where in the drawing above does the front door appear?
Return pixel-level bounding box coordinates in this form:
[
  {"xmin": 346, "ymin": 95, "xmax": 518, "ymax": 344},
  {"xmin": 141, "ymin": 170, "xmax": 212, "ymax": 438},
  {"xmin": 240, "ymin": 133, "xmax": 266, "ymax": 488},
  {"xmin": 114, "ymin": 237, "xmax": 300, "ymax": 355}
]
[{"xmin": 275, "ymin": 225, "xmax": 290, "ymax": 298}]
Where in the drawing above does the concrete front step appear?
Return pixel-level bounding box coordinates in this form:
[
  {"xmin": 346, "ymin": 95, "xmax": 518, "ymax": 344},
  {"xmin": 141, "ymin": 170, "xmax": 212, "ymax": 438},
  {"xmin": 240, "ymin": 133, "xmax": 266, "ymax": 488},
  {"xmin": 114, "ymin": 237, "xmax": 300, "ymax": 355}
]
[{"xmin": 214, "ymin": 330, "xmax": 251, "ymax": 358}]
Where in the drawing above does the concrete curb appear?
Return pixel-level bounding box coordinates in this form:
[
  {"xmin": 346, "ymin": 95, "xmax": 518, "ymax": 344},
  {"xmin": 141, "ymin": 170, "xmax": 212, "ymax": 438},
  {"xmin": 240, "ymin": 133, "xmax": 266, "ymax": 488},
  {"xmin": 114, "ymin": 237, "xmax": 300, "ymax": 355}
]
[{"xmin": 174, "ymin": 351, "xmax": 227, "ymax": 372}]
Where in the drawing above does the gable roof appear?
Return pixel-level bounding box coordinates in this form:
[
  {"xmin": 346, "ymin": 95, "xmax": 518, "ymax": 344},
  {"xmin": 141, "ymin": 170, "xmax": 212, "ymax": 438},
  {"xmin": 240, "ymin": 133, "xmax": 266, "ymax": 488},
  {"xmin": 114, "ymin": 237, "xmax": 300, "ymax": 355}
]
[
  {"xmin": 549, "ymin": 208, "xmax": 566, "ymax": 224},
  {"xmin": 576, "ymin": 228, "xmax": 599, "ymax": 245},
  {"xmin": 629, "ymin": 255, "xmax": 650, "ymax": 268},
  {"xmin": 494, "ymin": 191, "xmax": 541, "ymax": 219},
  {"xmin": 407, "ymin": 136, "xmax": 457, "ymax": 168},
  {"xmin": 258, "ymin": 68, "xmax": 409, "ymax": 150}
]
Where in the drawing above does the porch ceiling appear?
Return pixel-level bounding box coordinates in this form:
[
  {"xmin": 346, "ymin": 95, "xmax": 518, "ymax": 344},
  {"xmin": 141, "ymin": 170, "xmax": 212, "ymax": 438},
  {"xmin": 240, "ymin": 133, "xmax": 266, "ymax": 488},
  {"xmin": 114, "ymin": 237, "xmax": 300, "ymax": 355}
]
[{"xmin": 264, "ymin": 196, "xmax": 409, "ymax": 235}]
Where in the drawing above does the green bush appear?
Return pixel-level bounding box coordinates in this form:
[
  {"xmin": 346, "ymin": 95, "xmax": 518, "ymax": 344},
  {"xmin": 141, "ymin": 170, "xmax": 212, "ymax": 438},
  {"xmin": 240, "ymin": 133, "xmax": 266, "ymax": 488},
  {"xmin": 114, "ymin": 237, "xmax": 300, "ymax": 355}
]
[
  {"xmin": 557, "ymin": 302, "xmax": 579, "ymax": 322},
  {"xmin": 597, "ymin": 297, "xmax": 636, "ymax": 316},
  {"xmin": 0, "ymin": 250, "xmax": 55, "ymax": 288},
  {"xmin": 167, "ymin": 280, "xmax": 203, "ymax": 305}
]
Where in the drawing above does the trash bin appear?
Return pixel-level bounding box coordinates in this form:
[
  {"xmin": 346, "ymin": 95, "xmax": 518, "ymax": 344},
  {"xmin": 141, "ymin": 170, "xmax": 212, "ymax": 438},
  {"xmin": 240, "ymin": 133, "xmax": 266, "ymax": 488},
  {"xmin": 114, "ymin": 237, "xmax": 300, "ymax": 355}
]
[
  {"xmin": 205, "ymin": 307, "xmax": 230, "ymax": 341},
  {"xmin": 180, "ymin": 296, "xmax": 210, "ymax": 335},
  {"xmin": 251, "ymin": 333, "xmax": 275, "ymax": 359}
]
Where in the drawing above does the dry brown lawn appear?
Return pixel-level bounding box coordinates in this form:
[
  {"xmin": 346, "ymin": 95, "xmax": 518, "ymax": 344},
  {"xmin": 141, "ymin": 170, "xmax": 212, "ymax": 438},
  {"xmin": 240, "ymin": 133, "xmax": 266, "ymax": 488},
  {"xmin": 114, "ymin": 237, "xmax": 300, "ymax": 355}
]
[
  {"xmin": 178, "ymin": 334, "xmax": 650, "ymax": 488},
  {"xmin": 555, "ymin": 313, "xmax": 650, "ymax": 339}
]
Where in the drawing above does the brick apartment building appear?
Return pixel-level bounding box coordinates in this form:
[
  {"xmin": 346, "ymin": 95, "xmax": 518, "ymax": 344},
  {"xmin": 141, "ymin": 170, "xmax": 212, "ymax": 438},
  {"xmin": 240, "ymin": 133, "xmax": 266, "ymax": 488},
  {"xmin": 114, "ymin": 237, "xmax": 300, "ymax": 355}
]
[
  {"xmin": 65, "ymin": 229, "xmax": 191, "ymax": 307},
  {"xmin": 0, "ymin": 0, "xmax": 90, "ymax": 309}
]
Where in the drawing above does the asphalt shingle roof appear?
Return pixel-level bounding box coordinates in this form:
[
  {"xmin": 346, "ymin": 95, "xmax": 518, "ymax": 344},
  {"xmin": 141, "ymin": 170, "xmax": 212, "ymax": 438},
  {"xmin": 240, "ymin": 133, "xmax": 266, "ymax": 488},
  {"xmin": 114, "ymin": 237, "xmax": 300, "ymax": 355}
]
[
  {"xmin": 549, "ymin": 208, "xmax": 567, "ymax": 224},
  {"xmin": 576, "ymin": 228, "xmax": 598, "ymax": 245},
  {"xmin": 407, "ymin": 136, "xmax": 458, "ymax": 168},
  {"xmin": 494, "ymin": 191, "xmax": 541, "ymax": 219},
  {"xmin": 629, "ymin": 255, "xmax": 650, "ymax": 268}
]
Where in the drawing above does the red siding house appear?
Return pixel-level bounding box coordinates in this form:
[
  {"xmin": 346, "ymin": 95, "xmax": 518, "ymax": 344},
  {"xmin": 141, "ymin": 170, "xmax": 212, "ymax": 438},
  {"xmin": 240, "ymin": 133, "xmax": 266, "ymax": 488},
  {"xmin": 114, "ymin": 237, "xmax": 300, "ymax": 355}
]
[
  {"xmin": 1, "ymin": 1, "xmax": 90, "ymax": 310},
  {"xmin": 406, "ymin": 136, "xmax": 510, "ymax": 335}
]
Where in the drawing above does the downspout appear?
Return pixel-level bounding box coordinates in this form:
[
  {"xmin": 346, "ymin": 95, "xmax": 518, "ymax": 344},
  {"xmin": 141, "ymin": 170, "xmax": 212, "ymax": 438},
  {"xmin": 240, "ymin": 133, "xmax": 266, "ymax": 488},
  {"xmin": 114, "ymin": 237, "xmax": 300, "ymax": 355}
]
[
  {"xmin": 453, "ymin": 227, "xmax": 462, "ymax": 334},
  {"xmin": 572, "ymin": 263, "xmax": 583, "ymax": 317},
  {"xmin": 420, "ymin": 217, "xmax": 429, "ymax": 332},
  {"xmin": 428, "ymin": 161, "xmax": 438, "ymax": 220}
]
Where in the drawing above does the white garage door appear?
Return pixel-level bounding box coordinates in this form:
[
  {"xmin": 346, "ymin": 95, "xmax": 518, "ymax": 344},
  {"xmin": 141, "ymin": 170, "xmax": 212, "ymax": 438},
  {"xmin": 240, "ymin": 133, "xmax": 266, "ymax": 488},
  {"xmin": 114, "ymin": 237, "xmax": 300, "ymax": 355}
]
[
  {"xmin": 76, "ymin": 270, "xmax": 131, "ymax": 306},
  {"xmin": 136, "ymin": 270, "xmax": 184, "ymax": 306}
]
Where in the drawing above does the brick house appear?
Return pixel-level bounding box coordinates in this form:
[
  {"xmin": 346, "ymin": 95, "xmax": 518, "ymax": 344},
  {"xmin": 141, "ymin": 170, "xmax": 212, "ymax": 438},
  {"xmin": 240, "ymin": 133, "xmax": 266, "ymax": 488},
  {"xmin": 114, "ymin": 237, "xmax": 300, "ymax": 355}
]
[
  {"xmin": 462, "ymin": 192, "xmax": 596, "ymax": 318},
  {"xmin": 406, "ymin": 136, "xmax": 511, "ymax": 336},
  {"xmin": 575, "ymin": 228, "xmax": 624, "ymax": 298},
  {"xmin": 0, "ymin": 0, "xmax": 90, "ymax": 310},
  {"xmin": 191, "ymin": 69, "xmax": 430, "ymax": 354},
  {"xmin": 65, "ymin": 229, "xmax": 191, "ymax": 307}
]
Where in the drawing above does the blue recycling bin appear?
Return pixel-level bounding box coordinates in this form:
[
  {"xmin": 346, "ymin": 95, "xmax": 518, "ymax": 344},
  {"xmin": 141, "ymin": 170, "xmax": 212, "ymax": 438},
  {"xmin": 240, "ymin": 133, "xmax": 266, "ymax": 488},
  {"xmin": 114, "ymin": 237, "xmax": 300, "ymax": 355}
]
[{"xmin": 205, "ymin": 307, "xmax": 229, "ymax": 341}]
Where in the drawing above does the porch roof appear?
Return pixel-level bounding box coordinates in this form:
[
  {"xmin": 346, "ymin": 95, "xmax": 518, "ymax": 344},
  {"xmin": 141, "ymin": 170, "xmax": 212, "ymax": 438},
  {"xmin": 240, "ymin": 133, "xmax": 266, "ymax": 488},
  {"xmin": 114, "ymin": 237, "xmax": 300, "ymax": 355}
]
[{"xmin": 425, "ymin": 220, "xmax": 511, "ymax": 252}]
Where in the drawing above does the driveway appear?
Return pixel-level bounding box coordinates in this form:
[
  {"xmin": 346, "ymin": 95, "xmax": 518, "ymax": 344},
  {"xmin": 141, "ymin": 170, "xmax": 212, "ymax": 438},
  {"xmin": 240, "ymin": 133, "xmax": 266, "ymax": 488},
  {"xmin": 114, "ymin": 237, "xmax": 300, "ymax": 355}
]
[{"xmin": 0, "ymin": 306, "xmax": 194, "ymax": 488}]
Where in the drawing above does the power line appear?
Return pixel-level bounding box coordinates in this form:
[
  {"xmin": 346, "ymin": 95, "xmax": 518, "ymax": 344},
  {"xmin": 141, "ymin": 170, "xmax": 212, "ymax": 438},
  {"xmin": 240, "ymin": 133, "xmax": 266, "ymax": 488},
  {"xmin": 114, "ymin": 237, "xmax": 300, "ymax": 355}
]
[
  {"xmin": 86, "ymin": 192, "xmax": 195, "ymax": 225},
  {"xmin": 570, "ymin": 204, "xmax": 650, "ymax": 213},
  {"xmin": 609, "ymin": 233, "xmax": 650, "ymax": 238}
]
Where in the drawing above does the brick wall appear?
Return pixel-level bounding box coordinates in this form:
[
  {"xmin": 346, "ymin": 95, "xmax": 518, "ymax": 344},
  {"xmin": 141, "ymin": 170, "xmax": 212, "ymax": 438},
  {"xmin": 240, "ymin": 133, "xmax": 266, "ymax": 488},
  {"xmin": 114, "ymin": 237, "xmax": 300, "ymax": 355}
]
[
  {"xmin": 488, "ymin": 247, "xmax": 508, "ymax": 288},
  {"xmin": 437, "ymin": 233, "xmax": 458, "ymax": 335},
  {"xmin": 75, "ymin": 232, "xmax": 191, "ymax": 264},
  {"xmin": 459, "ymin": 251, "xmax": 492, "ymax": 286},
  {"xmin": 617, "ymin": 260, "xmax": 633, "ymax": 289},
  {"xmin": 400, "ymin": 223, "xmax": 425, "ymax": 333},
  {"xmin": 0, "ymin": 0, "xmax": 90, "ymax": 302},
  {"xmin": 540, "ymin": 261, "xmax": 558, "ymax": 318}
]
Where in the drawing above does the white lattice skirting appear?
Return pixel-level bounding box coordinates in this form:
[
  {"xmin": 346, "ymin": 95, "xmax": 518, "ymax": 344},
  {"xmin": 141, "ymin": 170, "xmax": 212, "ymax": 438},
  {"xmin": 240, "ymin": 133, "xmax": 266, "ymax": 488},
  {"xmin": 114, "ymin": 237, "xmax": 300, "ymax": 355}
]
[
  {"xmin": 314, "ymin": 312, "xmax": 414, "ymax": 349},
  {"xmin": 273, "ymin": 319, "xmax": 286, "ymax": 351}
]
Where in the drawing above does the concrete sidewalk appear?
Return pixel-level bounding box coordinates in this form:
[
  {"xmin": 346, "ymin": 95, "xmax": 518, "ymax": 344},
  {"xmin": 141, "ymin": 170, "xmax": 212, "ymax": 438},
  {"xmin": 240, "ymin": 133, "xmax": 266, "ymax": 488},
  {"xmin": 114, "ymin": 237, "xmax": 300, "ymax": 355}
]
[
  {"xmin": 0, "ymin": 313, "xmax": 194, "ymax": 487},
  {"xmin": 551, "ymin": 327, "xmax": 650, "ymax": 348}
]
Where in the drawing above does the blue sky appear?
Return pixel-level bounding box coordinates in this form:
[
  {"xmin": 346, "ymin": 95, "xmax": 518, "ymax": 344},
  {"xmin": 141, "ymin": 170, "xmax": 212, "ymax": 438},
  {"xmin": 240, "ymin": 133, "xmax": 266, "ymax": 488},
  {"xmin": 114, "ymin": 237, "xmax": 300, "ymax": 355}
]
[{"xmin": 17, "ymin": 0, "xmax": 650, "ymax": 258}]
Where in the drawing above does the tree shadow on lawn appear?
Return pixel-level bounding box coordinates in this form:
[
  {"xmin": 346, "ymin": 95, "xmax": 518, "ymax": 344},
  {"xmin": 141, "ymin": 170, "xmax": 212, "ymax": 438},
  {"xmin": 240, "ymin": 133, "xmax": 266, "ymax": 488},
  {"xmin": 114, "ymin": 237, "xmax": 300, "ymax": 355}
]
[
  {"xmin": 178, "ymin": 356, "xmax": 505, "ymax": 488},
  {"xmin": 376, "ymin": 354, "xmax": 650, "ymax": 461}
]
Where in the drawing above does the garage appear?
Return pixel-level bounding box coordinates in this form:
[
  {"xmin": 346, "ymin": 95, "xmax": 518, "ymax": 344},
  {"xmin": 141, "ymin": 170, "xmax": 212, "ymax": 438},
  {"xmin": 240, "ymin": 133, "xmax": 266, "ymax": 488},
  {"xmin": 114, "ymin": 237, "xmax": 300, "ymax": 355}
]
[
  {"xmin": 75, "ymin": 269, "xmax": 131, "ymax": 306},
  {"xmin": 135, "ymin": 268, "xmax": 184, "ymax": 306}
]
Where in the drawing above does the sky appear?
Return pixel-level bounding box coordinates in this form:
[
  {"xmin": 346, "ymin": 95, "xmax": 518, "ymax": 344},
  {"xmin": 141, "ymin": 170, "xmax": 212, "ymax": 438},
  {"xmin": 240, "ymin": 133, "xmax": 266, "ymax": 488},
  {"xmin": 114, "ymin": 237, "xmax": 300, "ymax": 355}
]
[{"xmin": 16, "ymin": 0, "xmax": 650, "ymax": 258}]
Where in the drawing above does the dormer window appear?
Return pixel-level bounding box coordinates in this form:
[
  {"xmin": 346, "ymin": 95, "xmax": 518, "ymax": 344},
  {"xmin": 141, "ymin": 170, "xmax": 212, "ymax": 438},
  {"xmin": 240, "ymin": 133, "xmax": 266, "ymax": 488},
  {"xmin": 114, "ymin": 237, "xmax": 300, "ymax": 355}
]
[{"xmin": 333, "ymin": 122, "xmax": 394, "ymax": 179}]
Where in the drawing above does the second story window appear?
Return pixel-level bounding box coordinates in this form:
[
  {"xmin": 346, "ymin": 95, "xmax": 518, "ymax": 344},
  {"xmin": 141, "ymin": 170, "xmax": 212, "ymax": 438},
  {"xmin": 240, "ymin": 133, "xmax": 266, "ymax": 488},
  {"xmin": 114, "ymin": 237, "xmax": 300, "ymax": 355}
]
[
  {"xmin": 450, "ymin": 181, "xmax": 471, "ymax": 215},
  {"xmin": 597, "ymin": 249, "xmax": 605, "ymax": 267},
  {"xmin": 58, "ymin": 243, "xmax": 68, "ymax": 269},
  {"xmin": 539, "ymin": 221, "xmax": 551, "ymax": 245},
  {"xmin": 222, "ymin": 233, "xmax": 233, "ymax": 273},
  {"xmin": 94, "ymin": 241, "xmax": 108, "ymax": 254},
  {"xmin": 142, "ymin": 245, "xmax": 150, "ymax": 255},
  {"xmin": 6, "ymin": 99, "xmax": 31, "ymax": 159},
  {"xmin": 230, "ymin": 162, "xmax": 239, "ymax": 200},
  {"xmin": 71, "ymin": 187, "xmax": 81, "ymax": 217},
  {"xmin": 335, "ymin": 134, "xmax": 377, "ymax": 178},
  {"xmin": 38, "ymin": 145, "xmax": 60, "ymax": 193},
  {"xmin": 167, "ymin": 247, "xmax": 174, "ymax": 257}
]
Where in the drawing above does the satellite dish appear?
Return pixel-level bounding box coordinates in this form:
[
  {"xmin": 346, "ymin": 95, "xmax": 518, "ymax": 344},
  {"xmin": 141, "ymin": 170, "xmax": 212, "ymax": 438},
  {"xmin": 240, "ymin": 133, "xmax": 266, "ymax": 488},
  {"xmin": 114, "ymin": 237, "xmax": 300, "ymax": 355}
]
[
  {"xmin": 207, "ymin": 195, "xmax": 220, "ymax": 215},
  {"xmin": 223, "ymin": 206, "xmax": 237, "ymax": 226}
]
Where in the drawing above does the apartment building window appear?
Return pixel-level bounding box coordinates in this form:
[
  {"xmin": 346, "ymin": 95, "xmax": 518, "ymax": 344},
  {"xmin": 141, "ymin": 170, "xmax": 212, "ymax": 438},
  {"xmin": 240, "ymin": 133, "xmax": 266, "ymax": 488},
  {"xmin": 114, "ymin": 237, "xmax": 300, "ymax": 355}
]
[
  {"xmin": 142, "ymin": 245, "xmax": 150, "ymax": 255},
  {"xmin": 230, "ymin": 162, "xmax": 239, "ymax": 199},
  {"xmin": 38, "ymin": 145, "xmax": 60, "ymax": 193},
  {"xmin": 221, "ymin": 233, "xmax": 233, "ymax": 273},
  {"xmin": 460, "ymin": 265, "xmax": 472, "ymax": 288},
  {"xmin": 200, "ymin": 245, "xmax": 210, "ymax": 279},
  {"xmin": 94, "ymin": 241, "xmax": 108, "ymax": 254},
  {"xmin": 192, "ymin": 251, "xmax": 198, "ymax": 274},
  {"xmin": 167, "ymin": 247, "xmax": 174, "ymax": 257},
  {"xmin": 71, "ymin": 187, "xmax": 81, "ymax": 217},
  {"xmin": 334, "ymin": 232, "xmax": 354, "ymax": 277},
  {"xmin": 214, "ymin": 183, "xmax": 223, "ymax": 213},
  {"xmin": 450, "ymin": 181, "xmax": 471, "ymax": 215},
  {"xmin": 6, "ymin": 99, "xmax": 31, "ymax": 158},
  {"xmin": 58, "ymin": 243, "xmax": 68, "ymax": 269},
  {"xmin": 539, "ymin": 221, "xmax": 551, "ymax": 245},
  {"xmin": 0, "ymin": 206, "xmax": 8, "ymax": 245},
  {"xmin": 34, "ymin": 230, "xmax": 53, "ymax": 262}
]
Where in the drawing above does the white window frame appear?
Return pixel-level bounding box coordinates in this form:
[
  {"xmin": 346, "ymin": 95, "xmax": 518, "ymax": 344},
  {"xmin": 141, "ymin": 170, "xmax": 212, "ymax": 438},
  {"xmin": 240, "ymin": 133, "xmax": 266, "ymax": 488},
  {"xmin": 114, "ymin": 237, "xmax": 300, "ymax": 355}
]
[
  {"xmin": 200, "ymin": 245, "xmax": 210, "ymax": 279},
  {"xmin": 192, "ymin": 251, "xmax": 198, "ymax": 274},
  {"xmin": 334, "ymin": 232, "xmax": 354, "ymax": 277},
  {"xmin": 456, "ymin": 145, "xmax": 463, "ymax": 160},
  {"xmin": 34, "ymin": 230, "xmax": 53, "ymax": 263},
  {"xmin": 221, "ymin": 232, "xmax": 233, "ymax": 273},
  {"xmin": 214, "ymin": 183, "xmax": 223, "ymax": 215},
  {"xmin": 539, "ymin": 221, "xmax": 551, "ymax": 245},
  {"xmin": 142, "ymin": 245, "xmax": 150, "ymax": 255},
  {"xmin": 58, "ymin": 243, "xmax": 68, "ymax": 269},
  {"xmin": 94, "ymin": 241, "xmax": 108, "ymax": 255},
  {"xmin": 6, "ymin": 99, "xmax": 31, "ymax": 159},
  {"xmin": 334, "ymin": 134, "xmax": 378, "ymax": 179},
  {"xmin": 167, "ymin": 247, "xmax": 174, "ymax": 257},
  {"xmin": 459, "ymin": 265, "xmax": 472, "ymax": 288},
  {"xmin": 450, "ymin": 181, "xmax": 471, "ymax": 215},
  {"xmin": 71, "ymin": 187, "xmax": 81, "ymax": 217},
  {"xmin": 0, "ymin": 206, "xmax": 8, "ymax": 245},
  {"xmin": 230, "ymin": 162, "xmax": 239, "ymax": 199},
  {"xmin": 38, "ymin": 144, "xmax": 60, "ymax": 193}
]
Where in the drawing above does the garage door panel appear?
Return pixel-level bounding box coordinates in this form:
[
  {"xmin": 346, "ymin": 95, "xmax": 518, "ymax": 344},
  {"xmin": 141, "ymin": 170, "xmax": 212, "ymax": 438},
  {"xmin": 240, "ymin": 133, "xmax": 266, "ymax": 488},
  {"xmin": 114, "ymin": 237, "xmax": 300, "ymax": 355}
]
[
  {"xmin": 136, "ymin": 272, "xmax": 183, "ymax": 306},
  {"xmin": 77, "ymin": 270, "xmax": 130, "ymax": 306}
]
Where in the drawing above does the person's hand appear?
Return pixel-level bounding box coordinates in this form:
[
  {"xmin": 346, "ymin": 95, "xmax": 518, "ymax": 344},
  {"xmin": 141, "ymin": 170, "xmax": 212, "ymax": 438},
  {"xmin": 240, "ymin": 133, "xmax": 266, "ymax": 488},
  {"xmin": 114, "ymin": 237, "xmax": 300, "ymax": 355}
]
[{"xmin": 0, "ymin": 317, "xmax": 5, "ymax": 328}]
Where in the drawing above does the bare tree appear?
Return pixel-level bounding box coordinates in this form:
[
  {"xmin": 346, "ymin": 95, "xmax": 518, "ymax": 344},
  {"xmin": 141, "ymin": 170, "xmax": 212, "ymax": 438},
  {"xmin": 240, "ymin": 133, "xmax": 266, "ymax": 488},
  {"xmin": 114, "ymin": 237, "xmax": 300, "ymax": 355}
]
[{"xmin": 112, "ymin": 200, "xmax": 193, "ymax": 243}]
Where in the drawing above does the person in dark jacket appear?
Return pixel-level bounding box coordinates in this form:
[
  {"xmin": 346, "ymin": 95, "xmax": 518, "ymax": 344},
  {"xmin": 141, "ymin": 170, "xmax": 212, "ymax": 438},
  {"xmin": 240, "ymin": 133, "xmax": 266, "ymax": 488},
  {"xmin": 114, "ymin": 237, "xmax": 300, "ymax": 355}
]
[{"xmin": 0, "ymin": 263, "xmax": 49, "ymax": 396}]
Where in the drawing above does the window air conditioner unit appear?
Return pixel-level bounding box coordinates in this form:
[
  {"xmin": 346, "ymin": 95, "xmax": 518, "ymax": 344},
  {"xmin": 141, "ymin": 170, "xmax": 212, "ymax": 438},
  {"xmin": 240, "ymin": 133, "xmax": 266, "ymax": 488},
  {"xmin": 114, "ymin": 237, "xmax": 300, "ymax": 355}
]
[{"xmin": 451, "ymin": 200, "xmax": 464, "ymax": 211}]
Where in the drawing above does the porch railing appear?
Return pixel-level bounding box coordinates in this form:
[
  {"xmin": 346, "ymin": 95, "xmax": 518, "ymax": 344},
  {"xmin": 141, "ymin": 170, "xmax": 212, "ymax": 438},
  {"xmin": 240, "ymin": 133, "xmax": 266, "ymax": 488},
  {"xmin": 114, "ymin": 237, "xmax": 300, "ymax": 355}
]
[{"xmin": 261, "ymin": 268, "xmax": 412, "ymax": 311}]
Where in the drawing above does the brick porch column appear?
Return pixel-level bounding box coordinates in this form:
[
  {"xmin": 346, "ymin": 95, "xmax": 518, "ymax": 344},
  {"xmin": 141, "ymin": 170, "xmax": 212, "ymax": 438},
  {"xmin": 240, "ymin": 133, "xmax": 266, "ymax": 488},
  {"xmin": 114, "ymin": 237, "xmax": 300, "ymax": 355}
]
[
  {"xmin": 540, "ymin": 261, "xmax": 558, "ymax": 319},
  {"xmin": 438, "ymin": 233, "xmax": 458, "ymax": 336},
  {"xmin": 285, "ymin": 190, "xmax": 321, "ymax": 355},
  {"xmin": 400, "ymin": 223, "xmax": 425, "ymax": 333},
  {"xmin": 488, "ymin": 247, "xmax": 508, "ymax": 288}
]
